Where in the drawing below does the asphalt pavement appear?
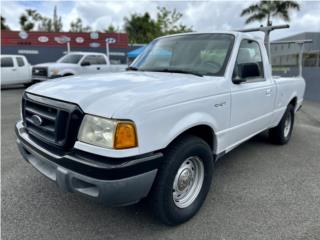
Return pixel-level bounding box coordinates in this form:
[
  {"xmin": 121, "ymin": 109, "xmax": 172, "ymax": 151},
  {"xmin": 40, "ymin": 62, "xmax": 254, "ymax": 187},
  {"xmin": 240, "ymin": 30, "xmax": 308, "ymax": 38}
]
[{"xmin": 2, "ymin": 87, "xmax": 320, "ymax": 240}]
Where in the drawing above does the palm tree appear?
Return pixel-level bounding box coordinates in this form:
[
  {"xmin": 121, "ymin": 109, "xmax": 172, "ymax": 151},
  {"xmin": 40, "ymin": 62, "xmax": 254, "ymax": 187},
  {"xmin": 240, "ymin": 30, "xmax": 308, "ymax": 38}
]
[
  {"xmin": 1, "ymin": 16, "xmax": 10, "ymax": 30},
  {"xmin": 19, "ymin": 9, "xmax": 41, "ymax": 31},
  {"xmin": 241, "ymin": 0, "xmax": 300, "ymax": 26}
]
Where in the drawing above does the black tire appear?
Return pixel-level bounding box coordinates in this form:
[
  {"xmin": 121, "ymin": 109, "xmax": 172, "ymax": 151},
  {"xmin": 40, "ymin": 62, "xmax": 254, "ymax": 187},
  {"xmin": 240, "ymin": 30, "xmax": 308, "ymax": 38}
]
[
  {"xmin": 150, "ymin": 135, "xmax": 214, "ymax": 226},
  {"xmin": 63, "ymin": 73, "xmax": 74, "ymax": 77},
  {"xmin": 269, "ymin": 104, "xmax": 295, "ymax": 145},
  {"xmin": 24, "ymin": 82, "xmax": 32, "ymax": 88}
]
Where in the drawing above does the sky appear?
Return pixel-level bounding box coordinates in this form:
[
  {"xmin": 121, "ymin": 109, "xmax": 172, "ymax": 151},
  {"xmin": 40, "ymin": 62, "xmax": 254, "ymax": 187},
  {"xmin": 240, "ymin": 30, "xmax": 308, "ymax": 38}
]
[{"xmin": 1, "ymin": 0, "xmax": 320, "ymax": 40}]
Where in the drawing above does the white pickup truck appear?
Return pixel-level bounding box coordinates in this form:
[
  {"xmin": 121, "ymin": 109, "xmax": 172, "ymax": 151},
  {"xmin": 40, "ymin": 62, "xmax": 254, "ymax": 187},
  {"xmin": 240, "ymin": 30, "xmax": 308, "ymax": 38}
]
[
  {"xmin": 1, "ymin": 55, "xmax": 32, "ymax": 87},
  {"xmin": 32, "ymin": 51, "xmax": 126, "ymax": 81},
  {"xmin": 16, "ymin": 31, "xmax": 305, "ymax": 225}
]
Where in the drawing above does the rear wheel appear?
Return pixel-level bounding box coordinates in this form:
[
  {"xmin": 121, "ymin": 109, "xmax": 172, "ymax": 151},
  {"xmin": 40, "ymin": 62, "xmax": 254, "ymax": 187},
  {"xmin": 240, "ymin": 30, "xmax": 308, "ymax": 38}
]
[
  {"xmin": 150, "ymin": 135, "xmax": 214, "ymax": 225},
  {"xmin": 269, "ymin": 104, "xmax": 295, "ymax": 145}
]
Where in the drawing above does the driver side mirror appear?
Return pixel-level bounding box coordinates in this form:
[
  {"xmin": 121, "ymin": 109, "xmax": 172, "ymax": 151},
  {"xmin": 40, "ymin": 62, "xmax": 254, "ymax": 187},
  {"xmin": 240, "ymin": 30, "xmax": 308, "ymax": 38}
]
[
  {"xmin": 232, "ymin": 62, "xmax": 260, "ymax": 84},
  {"xmin": 81, "ymin": 61, "xmax": 91, "ymax": 66},
  {"xmin": 232, "ymin": 75, "xmax": 246, "ymax": 84}
]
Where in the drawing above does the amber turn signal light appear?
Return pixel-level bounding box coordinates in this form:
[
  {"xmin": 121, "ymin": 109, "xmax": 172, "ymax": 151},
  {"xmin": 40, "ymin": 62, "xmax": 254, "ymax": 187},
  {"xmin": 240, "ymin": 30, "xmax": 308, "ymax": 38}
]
[{"xmin": 114, "ymin": 122, "xmax": 138, "ymax": 149}]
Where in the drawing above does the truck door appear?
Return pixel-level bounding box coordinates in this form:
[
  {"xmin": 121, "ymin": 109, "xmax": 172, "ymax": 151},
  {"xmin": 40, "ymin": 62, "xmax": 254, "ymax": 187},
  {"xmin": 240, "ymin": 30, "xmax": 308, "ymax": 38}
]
[
  {"xmin": 80, "ymin": 55, "xmax": 105, "ymax": 74},
  {"xmin": 15, "ymin": 57, "xmax": 29, "ymax": 84},
  {"xmin": 229, "ymin": 39, "xmax": 275, "ymax": 145},
  {"xmin": 95, "ymin": 55, "xmax": 108, "ymax": 72}
]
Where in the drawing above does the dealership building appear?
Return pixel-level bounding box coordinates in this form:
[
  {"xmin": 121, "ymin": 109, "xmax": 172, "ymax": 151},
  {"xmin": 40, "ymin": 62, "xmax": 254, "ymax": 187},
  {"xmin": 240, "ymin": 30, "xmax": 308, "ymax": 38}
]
[
  {"xmin": 1, "ymin": 30, "xmax": 130, "ymax": 64},
  {"xmin": 271, "ymin": 32, "xmax": 320, "ymax": 67}
]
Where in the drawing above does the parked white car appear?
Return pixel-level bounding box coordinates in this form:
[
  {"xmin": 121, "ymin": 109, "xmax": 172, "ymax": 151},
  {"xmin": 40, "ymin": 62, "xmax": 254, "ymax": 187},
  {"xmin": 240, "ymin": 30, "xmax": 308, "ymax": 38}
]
[
  {"xmin": 32, "ymin": 52, "xmax": 126, "ymax": 81},
  {"xmin": 1, "ymin": 55, "xmax": 32, "ymax": 86},
  {"xmin": 16, "ymin": 31, "xmax": 305, "ymax": 225}
]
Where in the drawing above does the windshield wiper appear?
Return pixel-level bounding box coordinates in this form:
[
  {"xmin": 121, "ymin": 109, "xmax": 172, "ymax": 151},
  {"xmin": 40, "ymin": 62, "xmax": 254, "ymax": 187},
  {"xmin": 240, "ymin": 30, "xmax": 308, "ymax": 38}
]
[
  {"xmin": 147, "ymin": 68, "xmax": 203, "ymax": 77},
  {"xmin": 126, "ymin": 66, "xmax": 140, "ymax": 71}
]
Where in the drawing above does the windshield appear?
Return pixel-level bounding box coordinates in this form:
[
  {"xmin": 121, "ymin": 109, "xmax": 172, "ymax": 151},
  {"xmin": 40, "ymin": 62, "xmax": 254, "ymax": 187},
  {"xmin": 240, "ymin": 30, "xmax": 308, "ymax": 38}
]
[
  {"xmin": 131, "ymin": 34, "xmax": 234, "ymax": 76},
  {"xmin": 58, "ymin": 54, "xmax": 83, "ymax": 64}
]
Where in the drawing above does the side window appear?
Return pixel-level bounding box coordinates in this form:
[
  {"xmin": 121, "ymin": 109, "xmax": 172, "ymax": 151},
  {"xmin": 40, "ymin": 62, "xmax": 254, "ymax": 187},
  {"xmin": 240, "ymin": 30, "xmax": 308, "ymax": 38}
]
[
  {"xmin": 16, "ymin": 57, "xmax": 25, "ymax": 67},
  {"xmin": 96, "ymin": 55, "xmax": 107, "ymax": 65},
  {"xmin": 82, "ymin": 55, "xmax": 97, "ymax": 65},
  {"xmin": 233, "ymin": 39, "xmax": 264, "ymax": 82},
  {"xmin": 1, "ymin": 57, "xmax": 14, "ymax": 68}
]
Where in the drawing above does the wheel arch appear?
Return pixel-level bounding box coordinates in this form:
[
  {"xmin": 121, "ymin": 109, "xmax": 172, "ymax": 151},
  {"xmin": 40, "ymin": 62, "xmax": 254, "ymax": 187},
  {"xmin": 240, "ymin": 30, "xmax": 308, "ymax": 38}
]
[
  {"xmin": 166, "ymin": 124, "xmax": 217, "ymax": 153},
  {"xmin": 63, "ymin": 72, "xmax": 74, "ymax": 77},
  {"xmin": 288, "ymin": 96, "xmax": 298, "ymax": 110},
  {"xmin": 59, "ymin": 69, "xmax": 77, "ymax": 76}
]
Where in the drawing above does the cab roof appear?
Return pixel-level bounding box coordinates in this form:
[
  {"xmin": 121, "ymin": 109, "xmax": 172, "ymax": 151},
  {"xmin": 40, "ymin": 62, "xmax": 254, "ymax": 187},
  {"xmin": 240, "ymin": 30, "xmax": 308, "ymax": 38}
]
[
  {"xmin": 156, "ymin": 31, "xmax": 263, "ymax": 42},
  {"xmin": 66, "ymin": 51, "xmax": 106, "ymax": 55}
]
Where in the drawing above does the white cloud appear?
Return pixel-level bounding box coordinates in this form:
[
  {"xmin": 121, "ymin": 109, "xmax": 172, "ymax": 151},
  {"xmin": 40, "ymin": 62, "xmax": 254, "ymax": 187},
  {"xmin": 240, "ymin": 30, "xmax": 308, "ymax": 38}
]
[
  {"xmin": 1, "ymin": 0, "xmax": 320, "ymax": 40},
  {"xmin": 1, "ymin": 1, "xmax": 26, "ymax": 30}
]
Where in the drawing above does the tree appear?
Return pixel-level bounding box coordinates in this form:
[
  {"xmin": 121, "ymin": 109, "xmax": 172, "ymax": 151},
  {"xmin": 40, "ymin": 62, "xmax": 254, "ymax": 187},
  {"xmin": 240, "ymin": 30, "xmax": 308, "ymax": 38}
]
[
  {"xmin": 241, "ymin": 0, "xmax": 300, "ymax": 26},
  {"xmin": 124, "ymin": 13, "xmax": 161, "ymax": 43},
  {"xmin": 52, "ymin": 6, "xmax": 63, "ymax": 32},
  {"xmin": 37, "ymin": 6, "xmax": 63, "ymax": 32},
  {"xmin": 69, "ymin": 18, "xmax": 91, "ymax": 32},
  {"xmin": 37, "ymin": 17, "xmax": 53, "ymax": 32},
  {"xmin": 156, "ymin": 7, "xmax": 192, "ymax": 34},
  {"xmin": 1, "ymin": 16, "xmax": 10, "ymax": 30},
  {"xmin": 19, "ymin": 9, "xmax": 41, "ymax": 31},
  {"xmin": 124, "ymin": 7, "xmax": 192, "ymax": 43},
  {"xmin": 104, "ymin": 24, "xmax": 119, "ymax": 33}
]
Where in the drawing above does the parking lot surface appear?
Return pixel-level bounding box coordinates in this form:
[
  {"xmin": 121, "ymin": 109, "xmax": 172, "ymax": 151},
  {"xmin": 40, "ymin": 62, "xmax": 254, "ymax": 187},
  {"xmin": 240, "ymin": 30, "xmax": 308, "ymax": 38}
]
[{"xmin": 2, "ymin": 88, "xmax": 320, "ymax": 240}]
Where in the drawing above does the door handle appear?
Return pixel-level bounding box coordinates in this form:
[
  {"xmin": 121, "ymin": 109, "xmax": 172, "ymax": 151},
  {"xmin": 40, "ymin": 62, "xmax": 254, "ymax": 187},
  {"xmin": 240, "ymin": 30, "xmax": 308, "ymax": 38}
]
[
  {"xmin": 12, "ymin": 68, "xmax": 17, "ymax": 71},
  {"xmin": 265, "ymin": 89, "xmax": 272, "ymax": 96},
  {"xmin": 97, "ymin": 67, "xmax": 101, "ymax": 70}
]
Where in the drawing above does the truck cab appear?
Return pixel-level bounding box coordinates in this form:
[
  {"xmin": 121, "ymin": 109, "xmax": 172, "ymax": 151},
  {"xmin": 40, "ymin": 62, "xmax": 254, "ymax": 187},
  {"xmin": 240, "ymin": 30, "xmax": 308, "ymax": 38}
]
[{"xmin": 1, "ymin": 55, "xmax": 32, "ymax": 86}]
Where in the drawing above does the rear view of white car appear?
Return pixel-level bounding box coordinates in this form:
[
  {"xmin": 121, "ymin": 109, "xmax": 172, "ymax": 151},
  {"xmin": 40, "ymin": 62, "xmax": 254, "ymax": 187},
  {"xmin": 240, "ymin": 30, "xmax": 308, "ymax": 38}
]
[{"xmin": 1, "ymin": 55, "xmax": 32, "ymax": 87}]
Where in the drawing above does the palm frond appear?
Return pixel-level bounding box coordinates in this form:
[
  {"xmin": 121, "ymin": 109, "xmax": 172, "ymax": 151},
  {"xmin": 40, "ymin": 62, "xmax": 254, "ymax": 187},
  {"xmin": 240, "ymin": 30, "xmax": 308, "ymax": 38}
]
[
  {"xmin": 245, "ymin": 13, "xmax": 267, "ymax": 24},
  {"xmin": 240, "ymin": 0, "xmax": 300, "ymax": 25},
  {"xmin": 273, "ymin": 0, "xmax": 300, "ymax": 22},
  {"xmin": 276, "ymin": 10, "xmax": 290, "ymax": 21},
  {"xmin": 282, "ymin": 1, "xmax": 300, "ymax": 11},
  {"xmin": 240, "ymin": 4, "xmax": 261, "ymax": 16}
]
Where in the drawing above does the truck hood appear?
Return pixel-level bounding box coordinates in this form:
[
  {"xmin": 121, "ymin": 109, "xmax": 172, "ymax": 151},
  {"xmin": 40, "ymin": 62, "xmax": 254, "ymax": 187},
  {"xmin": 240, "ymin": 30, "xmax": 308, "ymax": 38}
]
[
  {"xmin": 34, "ymin": 62, "xmax": 77, "ymax": 69},
  {"xmin": 26, "ymin": 71, "xmax": 221, "ymax": 118}
]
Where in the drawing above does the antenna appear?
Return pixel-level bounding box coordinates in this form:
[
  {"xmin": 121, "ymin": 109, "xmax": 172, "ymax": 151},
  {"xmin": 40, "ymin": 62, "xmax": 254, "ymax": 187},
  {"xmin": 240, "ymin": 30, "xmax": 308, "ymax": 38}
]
[
  {"xmin": 271, "ymin": 39, "xmax": 313, "ymax": 77},
  {"xmin": 236, "ymin": 24, "xmax": 290, "ymax": 63}
]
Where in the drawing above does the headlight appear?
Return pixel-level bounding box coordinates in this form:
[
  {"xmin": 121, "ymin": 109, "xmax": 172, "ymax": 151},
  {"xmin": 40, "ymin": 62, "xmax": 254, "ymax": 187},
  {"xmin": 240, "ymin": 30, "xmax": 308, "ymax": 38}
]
[
  {"xmin": 78, "ymin": 115, "xmax": 138, "ymax": 149},
  {"xmin": 50, "ymin": 69, "xmax": 60, "ymax": 75}
]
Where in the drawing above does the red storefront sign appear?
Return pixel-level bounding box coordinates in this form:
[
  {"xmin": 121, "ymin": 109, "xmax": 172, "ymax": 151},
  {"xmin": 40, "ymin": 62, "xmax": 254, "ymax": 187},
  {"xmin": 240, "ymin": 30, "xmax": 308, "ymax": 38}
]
[{"xmin": 1, "ymin": 31, "xmax": 128, "ymax": 49}]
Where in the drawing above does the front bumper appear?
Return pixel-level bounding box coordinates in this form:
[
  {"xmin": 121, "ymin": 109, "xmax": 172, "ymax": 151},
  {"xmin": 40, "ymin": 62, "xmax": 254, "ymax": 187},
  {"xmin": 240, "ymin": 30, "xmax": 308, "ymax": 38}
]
[
  {"xmin": 32, "ymin": 75, "xmax": 62, "ymax": 82},
  {"xmin": 15, "ymin": 121, "xmax": 162, "ymax": 206},
  {"xmin": 32, "ymin": 76, "xmax": 48, "ymax": 82}
]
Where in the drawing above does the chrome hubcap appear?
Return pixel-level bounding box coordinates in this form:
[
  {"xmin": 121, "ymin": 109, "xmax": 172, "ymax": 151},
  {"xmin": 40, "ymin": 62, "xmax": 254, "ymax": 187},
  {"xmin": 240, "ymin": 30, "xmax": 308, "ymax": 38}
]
[
  {"xmin": 284, "ymin": 113, "xmax": 292, "ymax": 138},
  {"xmin": 173, "ymin": 156, "xmax": 204, "ymax": 208}
]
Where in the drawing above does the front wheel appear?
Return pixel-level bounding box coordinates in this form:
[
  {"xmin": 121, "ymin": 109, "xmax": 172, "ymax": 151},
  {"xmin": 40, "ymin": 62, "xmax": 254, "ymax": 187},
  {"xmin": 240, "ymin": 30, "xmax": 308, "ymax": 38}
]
[
  {"xmin": 150, "ymin": 135, "xmax": 214, "ymax": 225},
  {"xmin": 269, "ymin": 104, "xmax": 295, "ymax": 145}
]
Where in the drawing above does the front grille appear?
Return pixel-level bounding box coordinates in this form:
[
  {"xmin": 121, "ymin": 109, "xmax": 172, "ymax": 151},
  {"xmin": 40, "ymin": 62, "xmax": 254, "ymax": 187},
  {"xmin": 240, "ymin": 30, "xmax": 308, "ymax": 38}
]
[
  {"xmin": 22, "ymin": 93, "xmax": 84, "ymax": 152},
  {"xmin": 32, "ymin": 67, "xmax": 48, "ymax": 77}
]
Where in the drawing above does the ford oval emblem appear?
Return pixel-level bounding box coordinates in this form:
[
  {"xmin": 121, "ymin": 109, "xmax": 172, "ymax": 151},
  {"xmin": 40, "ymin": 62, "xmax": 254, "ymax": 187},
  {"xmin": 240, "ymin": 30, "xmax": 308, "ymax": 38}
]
[{"xmin": 31, "ymin": 115, "xmax": 43, "ymax": 126}]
